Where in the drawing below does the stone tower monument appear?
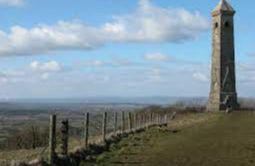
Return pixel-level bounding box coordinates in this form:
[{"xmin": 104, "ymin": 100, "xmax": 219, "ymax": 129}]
[{"xmin": 207, "ymin": 0, "xmax": 239, "ymax": 111}]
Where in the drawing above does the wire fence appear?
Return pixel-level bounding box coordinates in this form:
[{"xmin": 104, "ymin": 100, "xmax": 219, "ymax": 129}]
[{"xmin": 0, "ymin": 110, "xmax": 176, "ymax": 165}]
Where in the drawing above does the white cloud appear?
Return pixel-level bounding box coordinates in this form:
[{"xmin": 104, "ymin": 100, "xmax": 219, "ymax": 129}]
[
  {"xmin": 41, "ymin": 73, "xmax": 50, "ymax": 80},
  {"xmin": 0, "ymin": 70, "xmax": 25, "ymax": 84},
  {"xmin": 0, "ymin": 61, "xmax": 62, "ymax": 84},
  {"xmin": 103, "ymin": 0, "xmax": 208, "ymax": 43},
  {"xmin": 238, "ymin": 63, "xmax": 255, "ymax": 72},
  {"xmin": 90, "ymin": 60, "xmax": 105, "ymax": 67},
  {"xmin": 3, "ymin": 59, "xmax": 255, "ymax": 98},
  {"xmin": 146, "ymin": 68, "xmax": 164, "ymax": 82},
  {"xmin": 79, "ymin": 58, "xmax": 138, "ymax": 68},
  {"xmin": 144, "ymin": 53, "xmax": 170, "ymax": 62},
  {"xmin": 30, "ymin": 61, "xmax": 62, "ymax": 72},
  {"xmin": 150, "ymin": 68, "xmax": 161, "ymax": 75},
  {"xmin": 0, "ymin": 0, "xmax": 25, "ymax": 6},
  {"xmin": 236, "ymin": 63, "xmax": 255, "ymax": 83},
  {"xmin": 192, "ymin": 72, "xmax": 208, "ymax": 82},
  {"xmin": 0, "ymin": 22, "xmax": 105, "ymax": 56},
  {"xmin": 0, "ymin": 0, "xmax": 208, "ymax": 56}
]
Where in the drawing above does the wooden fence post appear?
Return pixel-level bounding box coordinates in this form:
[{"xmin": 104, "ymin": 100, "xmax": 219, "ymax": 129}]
[
  {"xmin": 114, "ymin": 112, "xmax": 118, "ymax": 134},
  {"xmin": 128, "ymin": 112, "xmax": 132, "ymax": 131},
  {"xmin": 136, "ymin": 113, "xmax": 139, "ymax": 129},
  {"xmin": 84, "ymin": 112, "xmax": 89, "ymax": 149},
  {"xmin": 157, "ymin": 113, "xmax": 159, "ymax": 125},
  {"xmin": 164, "ymin": 113, "xmax": 168, "ymax": 125},
  {"xmin": 139, "ymin": 114, "xmax": 142, "ymax": 128},
  {"xmin": 102, "ymin": 112, "xmax": 107, "ymax": 142},
  {"xmin": 139, "ymin": 113, "xmax": 141, "ymax": 129},
  {"xmin": 60, "ymin": 120, "xmax": 69, "ymax": 156},
  {"xmin": 151, "ymin": 113, "xmax": 154, "ymax": 125},
  {"xmin": 158, "ymin": 114, "xmax": 160, "ymax": 125},
  {"xmin": 171, "ymin": 112, "xmax": 177, "ymax": 120},
  {"xmin": 31, "ymin": 126, "xmax": 37, "ymax": 149},
  {"xmin": 150, "ymin": 113, "xmax": 153, "ymax": 126},
  {"xmin": 143, "ymin": 113, "xmax": 146, "ymax": 128},
  {"xmin": 145, "ymin": 113, "xmax": 148, "ymax": 128},
  {"xmin": 144, "ymin": 113, "xmax": 147, "ymax": 128},
  {"xmin": 147, "ymin": 113, "xmax": 149, "ymax": 127},
  {"xmin": 49, "ymin": 114, "xmax": 56, "ymax": 165},
  {"xmin": 134, "ymin": 112, "xmax": 137, "ymax": 130},
  {"xmin": 142, "ymin": 114, "xmax": 145, "ymax": 128},
  {"xmin": 141, "ymin": 113, "xmax": 144, "ymax": 128},
  {"xmin": 154, "ymin": 113, "xmax": 157, "ymax": 125},
  {"xmin": 146, "ymin": 113, "xmax": 148, "ymax": 127},
  {"xmin": 147, "ymin": 113, "xmax": 149, "ymax": 128},
  {"xmin": 122, "ymin": 112, "xmax": 125, "ymax": 133}
]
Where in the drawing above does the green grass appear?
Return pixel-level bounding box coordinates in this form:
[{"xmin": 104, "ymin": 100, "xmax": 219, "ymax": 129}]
[
  {"xmin": 80, "ymin": 112, "xmax": 255, "ymax": 166},
  {"xmin": 0, "ymin": 136, "xmax": 84, "ymax": 162}
]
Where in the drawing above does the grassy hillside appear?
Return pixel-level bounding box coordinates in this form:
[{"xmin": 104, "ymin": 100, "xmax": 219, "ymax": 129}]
[{"xmin": 81, "ymin": 112, "xmax": 255, "ymax": 166}]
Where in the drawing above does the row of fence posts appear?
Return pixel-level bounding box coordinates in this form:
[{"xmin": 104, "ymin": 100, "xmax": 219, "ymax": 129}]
[{"xmin": 48, "ymin": 111, "xmax": 174, "ymax": 165}]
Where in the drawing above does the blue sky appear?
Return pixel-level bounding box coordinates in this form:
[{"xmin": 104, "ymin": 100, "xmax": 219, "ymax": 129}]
[{"xmin": 0, "ymin": 0, "xmax": 254, "ymax": 99}]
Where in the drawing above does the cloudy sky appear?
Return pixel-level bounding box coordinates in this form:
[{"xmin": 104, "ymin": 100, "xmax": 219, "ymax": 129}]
[{"xmin": 0, "ymin": 0, "xmax": 254, "ymax": 99}]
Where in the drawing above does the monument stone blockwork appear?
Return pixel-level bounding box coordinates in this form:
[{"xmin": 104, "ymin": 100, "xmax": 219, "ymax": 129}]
[{"xmin": 207, "ymin": 0, "xmax": 239, "ymax": 111}]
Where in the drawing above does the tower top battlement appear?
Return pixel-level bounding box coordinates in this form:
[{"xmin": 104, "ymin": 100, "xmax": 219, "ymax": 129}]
[{"xmin": 212, "ymin": 0, "xmax": 235, "ymax": 16}]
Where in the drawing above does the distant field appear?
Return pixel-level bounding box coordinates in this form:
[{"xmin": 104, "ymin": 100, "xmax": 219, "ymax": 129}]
[
  {"xmin": 0, "ymin": 103, "xmax": 140, "ymax": 148},
  {"xmin": 0, "ymin": 104, "xmax": 139, "ymax": 162},
  {"xmin": 81, "ymin": 111, "xmax": 255, "ymax": 166}
]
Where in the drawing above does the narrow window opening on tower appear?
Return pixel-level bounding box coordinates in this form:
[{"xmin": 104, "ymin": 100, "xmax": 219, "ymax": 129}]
[
  {"xmin": 224, "ymin": 21, "xmax": 230, "ymax": 27},
  {"xmin": 215, "ymin": 22, "xmax": 218, "ymax": 28}
]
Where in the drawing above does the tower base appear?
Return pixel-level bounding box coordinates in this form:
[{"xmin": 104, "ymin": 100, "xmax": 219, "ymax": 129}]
[{"xmin": 207, "ymin": 92, "xmax": 240, "ymax": 112}]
